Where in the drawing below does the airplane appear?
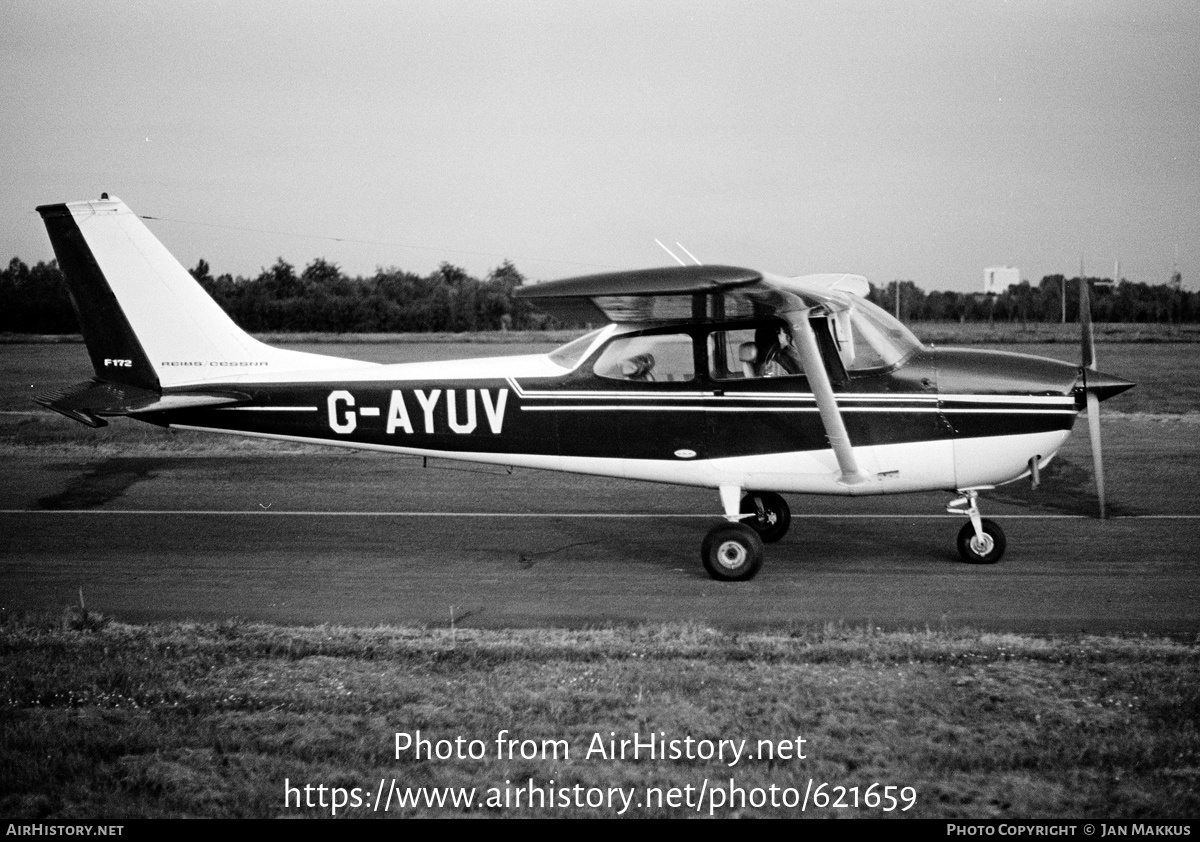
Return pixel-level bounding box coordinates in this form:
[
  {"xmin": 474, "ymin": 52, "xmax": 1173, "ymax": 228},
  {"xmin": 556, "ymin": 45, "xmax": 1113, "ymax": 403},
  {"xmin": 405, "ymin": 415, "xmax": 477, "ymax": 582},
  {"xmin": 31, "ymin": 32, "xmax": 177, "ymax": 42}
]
[{"xmin": 33, "ymin": 195, "xmax": 1134, "ymax": 581}]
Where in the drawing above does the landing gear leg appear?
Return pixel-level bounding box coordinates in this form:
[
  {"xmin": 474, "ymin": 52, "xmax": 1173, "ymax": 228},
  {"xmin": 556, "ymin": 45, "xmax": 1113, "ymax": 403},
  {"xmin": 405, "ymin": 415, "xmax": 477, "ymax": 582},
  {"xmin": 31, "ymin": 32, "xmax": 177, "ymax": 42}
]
[
  {"xmin": 740, "ymin": 491, "xmax": 791, "ymax": 543},
  {"xmin": 701, "ymin": 485, "xmax": 764, "ymax": 581},
  {"xmin": 947, "ymin": 490, "xmax": 1006, "ymax": 564}
]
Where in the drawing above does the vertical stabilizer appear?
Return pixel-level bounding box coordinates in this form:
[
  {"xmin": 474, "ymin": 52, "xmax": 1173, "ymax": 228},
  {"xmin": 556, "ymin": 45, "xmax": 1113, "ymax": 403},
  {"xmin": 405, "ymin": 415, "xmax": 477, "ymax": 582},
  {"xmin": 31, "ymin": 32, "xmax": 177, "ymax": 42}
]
[
  {"xmin": 37, "ymin": 200, "xmax": 160, "ymax": 390},
  {"xmin": 36, "ymin": 196, "xmax": 363, "ymax": 388}
]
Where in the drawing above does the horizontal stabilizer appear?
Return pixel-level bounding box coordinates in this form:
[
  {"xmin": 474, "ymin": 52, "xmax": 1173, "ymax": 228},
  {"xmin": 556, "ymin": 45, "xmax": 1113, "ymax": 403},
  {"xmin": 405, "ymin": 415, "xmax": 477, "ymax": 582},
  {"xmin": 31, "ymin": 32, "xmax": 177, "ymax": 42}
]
[{"xmin": 36, "ymin": 380, "xmax": 247, "ymax": 427}]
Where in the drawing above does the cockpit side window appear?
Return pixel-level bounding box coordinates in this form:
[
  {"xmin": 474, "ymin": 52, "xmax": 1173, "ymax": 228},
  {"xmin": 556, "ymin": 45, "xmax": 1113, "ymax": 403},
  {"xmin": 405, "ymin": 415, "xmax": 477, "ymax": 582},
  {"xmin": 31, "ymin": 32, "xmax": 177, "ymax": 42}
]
[
  {"xmin": 592, "ymin": 332, "xmax": 696, "ymax": 382},
  {"xmin": 708, "ymin": 324, "xmax": 805, "ymax": 381}
]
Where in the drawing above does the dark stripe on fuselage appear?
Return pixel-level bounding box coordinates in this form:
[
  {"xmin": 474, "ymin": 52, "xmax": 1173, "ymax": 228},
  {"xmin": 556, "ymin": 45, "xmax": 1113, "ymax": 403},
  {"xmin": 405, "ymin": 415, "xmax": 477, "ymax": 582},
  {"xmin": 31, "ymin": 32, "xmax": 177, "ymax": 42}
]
[{"xmin": 155, "ymin": 375, "xmax": 1077, "ymax": 462}]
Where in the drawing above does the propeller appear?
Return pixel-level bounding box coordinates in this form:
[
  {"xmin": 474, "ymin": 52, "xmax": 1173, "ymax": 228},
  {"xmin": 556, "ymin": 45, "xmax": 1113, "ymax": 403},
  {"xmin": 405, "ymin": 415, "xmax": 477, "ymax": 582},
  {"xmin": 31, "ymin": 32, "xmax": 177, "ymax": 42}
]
[{"xmin": 1078, "ymin": 260, "xmax": 1106, "ymax": 518}]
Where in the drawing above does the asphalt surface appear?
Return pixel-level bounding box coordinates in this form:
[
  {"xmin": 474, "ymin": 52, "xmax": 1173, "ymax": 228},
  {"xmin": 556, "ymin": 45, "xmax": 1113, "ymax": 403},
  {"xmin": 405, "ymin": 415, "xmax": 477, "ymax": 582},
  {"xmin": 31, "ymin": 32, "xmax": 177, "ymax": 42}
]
[{"xmin": 3, "ymin": 416, "xmax": 1198, "ymax": 634}]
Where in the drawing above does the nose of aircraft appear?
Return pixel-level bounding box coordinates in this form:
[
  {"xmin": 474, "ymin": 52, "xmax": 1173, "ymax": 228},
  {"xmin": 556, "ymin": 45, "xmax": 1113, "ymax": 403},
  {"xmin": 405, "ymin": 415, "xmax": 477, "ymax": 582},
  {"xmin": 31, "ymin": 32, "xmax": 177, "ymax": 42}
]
[
  {"xmin": 933, "ymin": 348, "xmax": 1082, "ymax": 397},
  {"xmin": 931, "ymin": 348, "xmax": 1135, "ymax": 406},
  {"xmin": 1074, "ymin": 369, "xmax": 1136, "ymax": 404}
]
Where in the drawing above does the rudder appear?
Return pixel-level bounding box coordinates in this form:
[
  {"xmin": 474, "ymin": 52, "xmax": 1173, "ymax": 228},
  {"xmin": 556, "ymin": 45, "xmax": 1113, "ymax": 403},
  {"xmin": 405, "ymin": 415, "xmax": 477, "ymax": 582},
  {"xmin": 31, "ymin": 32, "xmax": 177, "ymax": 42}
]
[
  {"xmin": 37, "ymin": 200, "xmax": 159, "ymax": 390},
  {"xmin": 36, "ymin": 196, "xmax": 363, "ymax": 389}
]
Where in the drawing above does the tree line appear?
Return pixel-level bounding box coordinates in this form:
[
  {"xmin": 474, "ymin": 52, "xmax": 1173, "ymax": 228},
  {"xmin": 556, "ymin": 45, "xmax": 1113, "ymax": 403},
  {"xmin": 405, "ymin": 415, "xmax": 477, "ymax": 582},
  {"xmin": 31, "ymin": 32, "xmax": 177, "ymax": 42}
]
[
  {"xmin": 2, "ymin": 255, "xmax": 1196, "ymax": 334},
  {"xmin": 871, "ymin": 275, "xmax": 1194, "ymax": 325}
]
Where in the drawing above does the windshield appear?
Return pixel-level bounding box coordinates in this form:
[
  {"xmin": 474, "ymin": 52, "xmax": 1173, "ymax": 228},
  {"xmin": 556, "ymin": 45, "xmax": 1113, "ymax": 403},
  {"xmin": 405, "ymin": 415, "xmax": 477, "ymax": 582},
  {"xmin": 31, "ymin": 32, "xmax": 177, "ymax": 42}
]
[
  {"xmin": 547, "ymin": 327, "xmax": 608, "ymax": 370},
  {"xmin": 845, "ymin": 298, "xmax": 924, "ymax": 370}
]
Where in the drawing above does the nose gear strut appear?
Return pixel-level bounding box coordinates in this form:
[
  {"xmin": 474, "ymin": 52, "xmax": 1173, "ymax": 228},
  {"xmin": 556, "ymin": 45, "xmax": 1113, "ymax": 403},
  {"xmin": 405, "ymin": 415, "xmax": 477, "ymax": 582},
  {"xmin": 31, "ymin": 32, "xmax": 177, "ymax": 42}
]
[{"xmin": 947, "ymin": 490, "xmax": 1007, "ymax": 564}]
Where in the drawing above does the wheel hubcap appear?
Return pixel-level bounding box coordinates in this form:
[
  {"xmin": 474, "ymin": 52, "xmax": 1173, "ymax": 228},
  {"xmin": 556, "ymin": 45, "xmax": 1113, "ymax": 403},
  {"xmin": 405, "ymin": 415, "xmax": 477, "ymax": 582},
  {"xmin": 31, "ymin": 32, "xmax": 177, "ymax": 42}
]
[
  {"xmin": 970, "ymin": 534, "xmax": 994, "ymax": 556},
  {"xmin": 716, "ymin": 540, "xmax": 748, "ymax": 569}
]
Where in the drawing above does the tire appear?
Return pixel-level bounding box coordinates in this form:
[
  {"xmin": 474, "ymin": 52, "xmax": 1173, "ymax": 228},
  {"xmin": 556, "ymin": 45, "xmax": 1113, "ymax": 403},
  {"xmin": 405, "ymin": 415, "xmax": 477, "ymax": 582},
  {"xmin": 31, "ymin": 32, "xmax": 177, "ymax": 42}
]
[
  {"xmin": 701, "ymin": 523, "xmax": 765, "ymax": 581},
  {"xmin": 740, "ymin": 491, "xmax": 791, "ymax": 543},
  {"xmin": 956, "ymin": 519, "xmax": 1006, "ymax": 564}
]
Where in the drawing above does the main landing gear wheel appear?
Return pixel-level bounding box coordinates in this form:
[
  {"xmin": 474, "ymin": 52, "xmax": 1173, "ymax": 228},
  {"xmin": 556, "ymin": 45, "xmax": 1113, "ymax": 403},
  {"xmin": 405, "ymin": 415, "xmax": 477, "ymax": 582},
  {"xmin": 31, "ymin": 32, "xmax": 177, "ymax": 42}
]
[
  {"xmin": 956, "ymin": 519, "xmax": 1006, "ymax": 564},
  {"xmin": 701, "ymin": 523, "xmax": 764, "ymax": 581},
  {"xmin": 740, "ymin": 491, "xmax": 791, "ymax": 543}
]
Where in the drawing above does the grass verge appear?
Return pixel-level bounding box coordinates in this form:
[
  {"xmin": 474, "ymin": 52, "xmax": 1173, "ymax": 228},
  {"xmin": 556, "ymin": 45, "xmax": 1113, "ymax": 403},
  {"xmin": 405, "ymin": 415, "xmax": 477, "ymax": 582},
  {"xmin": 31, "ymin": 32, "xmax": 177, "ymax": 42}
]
[{"xmin": 1, "ymin": 617, "xmax": 1196, "ymax": 819}]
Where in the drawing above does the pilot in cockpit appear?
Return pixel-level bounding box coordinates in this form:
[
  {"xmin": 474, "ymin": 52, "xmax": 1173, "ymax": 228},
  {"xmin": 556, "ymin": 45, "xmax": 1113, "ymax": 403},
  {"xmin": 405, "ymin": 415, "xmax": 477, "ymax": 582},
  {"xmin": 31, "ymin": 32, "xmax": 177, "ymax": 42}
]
[{"xmin": 748, "ymin": 324, "xmax": 803, "ymax": 377}]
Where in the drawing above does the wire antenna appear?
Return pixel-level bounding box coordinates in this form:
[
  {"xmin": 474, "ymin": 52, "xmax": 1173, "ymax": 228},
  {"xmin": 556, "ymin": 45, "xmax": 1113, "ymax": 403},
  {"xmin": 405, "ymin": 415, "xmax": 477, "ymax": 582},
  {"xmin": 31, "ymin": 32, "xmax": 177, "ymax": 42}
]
[
  {"xmin": 135, "ymin": 213, "xmax": 612, "ymax": 271},
  {"xmin": 675, "ymin": 242, "xmax": 702, "ymax": 265},
  {"xmin": 654, "ymin": 239, "xmax": 686, "ymax": 266}
]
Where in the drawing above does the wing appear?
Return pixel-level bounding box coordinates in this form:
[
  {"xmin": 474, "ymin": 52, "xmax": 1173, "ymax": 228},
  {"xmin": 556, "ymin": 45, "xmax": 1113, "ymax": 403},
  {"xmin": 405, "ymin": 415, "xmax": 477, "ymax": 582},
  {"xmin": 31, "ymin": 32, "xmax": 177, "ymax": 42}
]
[
  {"xmin": 515, "ymin": 265, "xmax": 870, "ymax": 324},
  {"xmin": 514, "ymin": 264, "xmax": 763, "ymax": 324}
]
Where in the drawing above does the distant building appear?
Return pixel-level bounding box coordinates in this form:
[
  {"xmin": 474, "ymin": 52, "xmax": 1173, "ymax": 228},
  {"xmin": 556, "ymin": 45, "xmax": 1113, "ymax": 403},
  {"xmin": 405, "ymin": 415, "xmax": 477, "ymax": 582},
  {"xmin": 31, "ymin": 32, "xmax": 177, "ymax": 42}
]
[{"xmin": 984, "ymin": 266, "xmax": 1019, "ymax": 295}]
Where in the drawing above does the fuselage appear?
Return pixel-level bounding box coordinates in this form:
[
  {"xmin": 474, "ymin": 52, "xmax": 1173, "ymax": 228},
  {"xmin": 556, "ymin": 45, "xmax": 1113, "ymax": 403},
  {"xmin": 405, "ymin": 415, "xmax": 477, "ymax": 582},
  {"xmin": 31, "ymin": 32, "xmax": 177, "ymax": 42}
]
[
  {"xmin": 151, "ymin": 321, "xmax": 1085, "ymax": 497},
  {"xmin": 32, "ymin": 196, "xmax": 1138, "ymax": 576}
]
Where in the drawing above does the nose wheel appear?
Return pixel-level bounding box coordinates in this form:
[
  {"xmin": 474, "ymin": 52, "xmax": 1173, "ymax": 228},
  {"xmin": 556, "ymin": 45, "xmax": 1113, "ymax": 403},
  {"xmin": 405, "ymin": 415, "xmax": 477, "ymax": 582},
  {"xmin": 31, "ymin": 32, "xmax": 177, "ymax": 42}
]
[
  {"xmin": 948, "ymin": 491, "xmax": 1006, "ymax": 564},
  {"xmin": 956, "ymin": 520, "xmax": 1006, "ymax": 564}
]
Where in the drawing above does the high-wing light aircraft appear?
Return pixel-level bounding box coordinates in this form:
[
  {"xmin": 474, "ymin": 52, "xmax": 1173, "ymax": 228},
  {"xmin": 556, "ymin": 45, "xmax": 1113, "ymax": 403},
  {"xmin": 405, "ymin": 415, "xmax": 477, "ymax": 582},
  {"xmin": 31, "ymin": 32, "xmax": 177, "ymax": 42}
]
[{"xmin": 35, "ymin": 196, "xmax": 1134, "ymax": 580}]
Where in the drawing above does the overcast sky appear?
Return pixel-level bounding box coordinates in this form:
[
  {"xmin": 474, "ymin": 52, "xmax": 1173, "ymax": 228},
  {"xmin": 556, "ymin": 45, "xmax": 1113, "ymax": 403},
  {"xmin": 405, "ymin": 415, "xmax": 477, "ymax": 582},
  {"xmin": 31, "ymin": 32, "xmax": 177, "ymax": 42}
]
[{"xmin": 3, "ymin": 0, "xmax": 1198, "ymax": 292}]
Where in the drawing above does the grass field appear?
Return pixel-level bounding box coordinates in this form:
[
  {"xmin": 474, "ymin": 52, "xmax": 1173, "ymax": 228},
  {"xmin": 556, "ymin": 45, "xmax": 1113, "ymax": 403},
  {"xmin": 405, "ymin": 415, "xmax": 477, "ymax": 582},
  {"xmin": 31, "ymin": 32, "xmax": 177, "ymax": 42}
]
[{"xmin": 2, "ymin": 617, "xmax": 1197, "ymax": 819}]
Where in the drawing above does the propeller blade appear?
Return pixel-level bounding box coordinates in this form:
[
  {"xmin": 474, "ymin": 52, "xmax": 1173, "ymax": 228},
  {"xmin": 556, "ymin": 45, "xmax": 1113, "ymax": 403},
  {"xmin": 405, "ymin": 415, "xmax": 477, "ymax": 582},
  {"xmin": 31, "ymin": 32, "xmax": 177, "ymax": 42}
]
[
  {"xmin": 1086, "ymin": 390, "xmax": 1106, "ymax": 519},
  {"xmin": 1080, "ymin": 261, "xmax": 1096, "ymax": 372},
  {"xmin": 1079, "ymin": 264, "xmax": 1105, "ymax": 518}
]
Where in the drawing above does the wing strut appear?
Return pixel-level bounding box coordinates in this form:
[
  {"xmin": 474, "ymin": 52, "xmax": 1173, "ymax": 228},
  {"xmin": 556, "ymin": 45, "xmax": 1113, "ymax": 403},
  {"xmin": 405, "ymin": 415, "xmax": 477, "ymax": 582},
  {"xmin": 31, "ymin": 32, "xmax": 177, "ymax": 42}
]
[{"xmin": 792, "ymin": 314, "xmax": 872, "ymax": 486}]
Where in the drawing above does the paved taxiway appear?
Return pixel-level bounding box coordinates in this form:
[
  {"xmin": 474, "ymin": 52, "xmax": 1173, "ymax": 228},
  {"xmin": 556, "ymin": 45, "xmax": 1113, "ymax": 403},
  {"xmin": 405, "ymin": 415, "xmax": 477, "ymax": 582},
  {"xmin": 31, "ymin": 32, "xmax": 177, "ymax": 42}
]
[{"xmin": 2, "ymin": 416, "xmax": 1197, "ymax": 633}]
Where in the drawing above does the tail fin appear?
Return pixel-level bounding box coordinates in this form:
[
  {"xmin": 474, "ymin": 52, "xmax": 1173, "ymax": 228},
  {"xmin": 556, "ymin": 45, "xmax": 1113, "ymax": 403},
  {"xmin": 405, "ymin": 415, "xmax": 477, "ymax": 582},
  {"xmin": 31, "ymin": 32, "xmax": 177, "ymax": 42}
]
[
  {"xmin": 37, "ymin": 199, "xmax": 161, "ymax": 390},
  {"xmin": 36, "ymin": 196, "xmax": 361, "ymax": 389}
]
